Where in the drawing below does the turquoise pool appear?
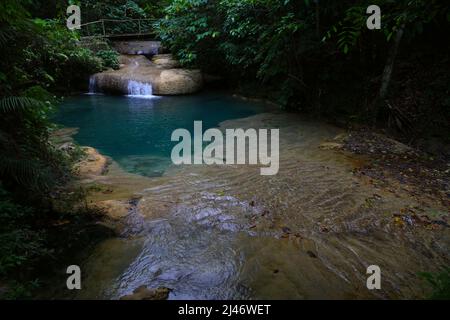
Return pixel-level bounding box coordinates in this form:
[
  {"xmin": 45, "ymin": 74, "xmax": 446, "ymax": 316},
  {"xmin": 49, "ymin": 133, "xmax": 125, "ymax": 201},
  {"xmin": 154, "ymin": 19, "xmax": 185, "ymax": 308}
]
[{"xmin": 55, "ymin": 93, "xmax": 268, "ymax": 176}]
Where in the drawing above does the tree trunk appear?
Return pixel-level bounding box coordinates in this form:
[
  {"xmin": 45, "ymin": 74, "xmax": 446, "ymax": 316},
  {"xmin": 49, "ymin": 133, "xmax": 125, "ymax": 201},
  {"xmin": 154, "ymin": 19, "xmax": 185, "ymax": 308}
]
[{"xmin": 373, "ymin": 25, "xmax": 405, "ymax": 120}]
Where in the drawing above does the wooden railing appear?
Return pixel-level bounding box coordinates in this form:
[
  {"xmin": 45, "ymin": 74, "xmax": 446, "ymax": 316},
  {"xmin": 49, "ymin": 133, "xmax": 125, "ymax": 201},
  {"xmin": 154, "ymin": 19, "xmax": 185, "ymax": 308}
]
[{"xmin": 80, "ymin": 18, "xmax": 156, "ymax": 39}]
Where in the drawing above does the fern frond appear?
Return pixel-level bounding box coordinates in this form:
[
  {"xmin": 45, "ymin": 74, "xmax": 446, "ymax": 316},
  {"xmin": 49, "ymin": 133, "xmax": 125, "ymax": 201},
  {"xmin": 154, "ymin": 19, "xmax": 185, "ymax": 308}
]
[
  {"xmin": 0, "ymin": 26, "xmax": 16, "ymax": 46},
  {"xmin": 0, "ymin": 156, "xmax": 50, "ymax": 190},
  {"xmin": 0, "ymin": 96, "xmax": 45, "ymax": 113}
]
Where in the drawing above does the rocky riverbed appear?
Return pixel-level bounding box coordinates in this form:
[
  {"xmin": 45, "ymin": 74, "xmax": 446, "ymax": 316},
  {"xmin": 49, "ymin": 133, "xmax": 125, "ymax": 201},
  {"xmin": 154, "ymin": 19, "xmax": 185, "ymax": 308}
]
[{"xmin": 53, "ymin": 111, "xmax": 449, "ymax": 300}]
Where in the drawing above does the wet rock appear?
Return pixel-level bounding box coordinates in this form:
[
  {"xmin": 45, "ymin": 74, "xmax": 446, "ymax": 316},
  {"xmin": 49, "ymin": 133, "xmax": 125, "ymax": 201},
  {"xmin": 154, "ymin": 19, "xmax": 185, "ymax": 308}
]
[
  {"xmin": 319, "ymin": 142, "xmax": 344, "ymax": 150},
  {"xmin": 75, "ymin": 147, "xmax": 108, "ymax": 176},
  {"xmin": 281, "ymin": 226, "xmax": 292, "ymax": 234},
  {"xmin": 157, "ymin": 69, "xmax": 203, "ymax": 95},
  {"xmin": 345, "ymin": 129, "xmax": 449, "ymax": 208},
  {"xmin": 58, "ymin": 142, "xmax": 76, "ymax": 152},
  {"xmin": 119, "ymin": 285, "xmax": 171, "ymax": 300},
  {"xmin": 333, "ymin": 133, "xmax": 349, "ymax": 143},
  {"xmin": 50, "ymin": 127, "xmax": 78, "ymax": 145},
  {"xmin": 95, "ymin": 200, "xmax": 131, "ymax": 220}
]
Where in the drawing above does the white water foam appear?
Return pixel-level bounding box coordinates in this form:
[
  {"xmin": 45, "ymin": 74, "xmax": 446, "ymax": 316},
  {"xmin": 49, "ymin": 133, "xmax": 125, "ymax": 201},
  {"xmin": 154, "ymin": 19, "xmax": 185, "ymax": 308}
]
[
  {"xmin": 86, "ymin": 76, "xmax": 103, "ymax": 95},
  {"xmin": 127, "ymin": 80, "xmax": 158, "ymax": 99},
  {"xmin": 86, "ymin": 76, "xmax": 96, "ymax": 95}
]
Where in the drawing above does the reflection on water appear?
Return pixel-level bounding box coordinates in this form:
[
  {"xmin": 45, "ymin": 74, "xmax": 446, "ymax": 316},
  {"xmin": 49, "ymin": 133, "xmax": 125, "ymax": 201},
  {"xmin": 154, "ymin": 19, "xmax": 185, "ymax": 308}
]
[{"xmin": 56, "ymin": 95, "xmax": 449, "ymax": 300}]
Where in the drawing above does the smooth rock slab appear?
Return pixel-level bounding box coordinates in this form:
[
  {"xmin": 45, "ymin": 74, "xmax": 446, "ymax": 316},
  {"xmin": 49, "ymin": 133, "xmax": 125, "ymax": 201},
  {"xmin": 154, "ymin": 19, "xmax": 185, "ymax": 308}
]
[{"xmin": 157, "ymin": 69, "xmax": 203, "ymax": 95}]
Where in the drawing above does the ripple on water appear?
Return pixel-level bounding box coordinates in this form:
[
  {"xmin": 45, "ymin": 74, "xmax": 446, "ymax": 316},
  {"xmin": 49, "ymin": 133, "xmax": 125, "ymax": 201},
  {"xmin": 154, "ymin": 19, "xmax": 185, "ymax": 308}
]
[{"xmin": 75, "ymin": 111, "xmax": 449, "ymax": 300}]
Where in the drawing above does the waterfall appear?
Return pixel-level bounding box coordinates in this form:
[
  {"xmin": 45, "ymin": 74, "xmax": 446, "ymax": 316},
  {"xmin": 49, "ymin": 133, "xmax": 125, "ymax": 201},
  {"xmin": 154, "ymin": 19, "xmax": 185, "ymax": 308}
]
[
  {"xmin": 88, "ymin": 76, "xmax": 96, "ymax": 94},
  {"xmin": 127, "ymin": 80, "xmax": 156, "ymax": 98}
]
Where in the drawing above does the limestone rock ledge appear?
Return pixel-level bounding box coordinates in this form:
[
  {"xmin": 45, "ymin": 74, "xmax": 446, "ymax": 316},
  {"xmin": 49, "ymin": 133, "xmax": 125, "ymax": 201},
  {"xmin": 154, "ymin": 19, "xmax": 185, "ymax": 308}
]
[
  {"xmin": 74, "ymin": 147, "xmax": 108, "ymax": 177},
  {"xmin": 91, "ymin": 54, "xmax": 203, "ymax": 96}
]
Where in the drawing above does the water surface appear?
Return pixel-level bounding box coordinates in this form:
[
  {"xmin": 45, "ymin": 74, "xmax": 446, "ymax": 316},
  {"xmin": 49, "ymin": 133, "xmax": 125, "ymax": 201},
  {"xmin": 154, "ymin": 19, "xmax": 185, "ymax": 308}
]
[
  {"xmin": 56, "ymin": 93, "xmax": 267, "ymax": 176},
  {"xmin": 54, "ymin": 94, "xmax": 449, "ymax": 300}
]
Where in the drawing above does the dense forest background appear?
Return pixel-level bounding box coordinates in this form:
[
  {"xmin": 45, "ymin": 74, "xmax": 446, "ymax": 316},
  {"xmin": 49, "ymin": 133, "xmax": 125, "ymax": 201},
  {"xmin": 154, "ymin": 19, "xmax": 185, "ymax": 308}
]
[{"xmin": 0, "ymin": 0, "xmax": 449, "ymax": 298}]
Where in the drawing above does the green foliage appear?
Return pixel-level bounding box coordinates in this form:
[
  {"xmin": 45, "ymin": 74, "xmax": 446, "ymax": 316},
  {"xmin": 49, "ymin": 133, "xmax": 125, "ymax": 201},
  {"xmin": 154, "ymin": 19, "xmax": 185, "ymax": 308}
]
[
  {"xmin": 21, "ymin": 19, "xmax": 103, "ymax": 92},
  {"xmin": 96, "ymin": 49, "xmax": 120, "ymax": 70},
  {"xmin": 156, "ymin": 0, "xmax": 320, "ymax": 107},
  {"xmin": 322, "ymin": 0, "xmax": 450, "ymax": 54},
  {"xmin": 0, "ymin": 96, "xmax": 46, "ymax": 113},
  {"xmin": 0, "ymin": 186, "xmax": 52, "ymax": 279},
  {"xmin": 0, "ymin": 12, "xmax": 102, "ymax": 94},
  {"xmin": 80, "ymin": 0, "xmax": 165, "ymax": 36},
  {"xmin": 0, "ymin": 0, "xmax": 448, "ymax": 299},
  {"xmin": 0, "ymin": 94, "xmax": 69, "ymax": 193},
  {"xmin": 82, "ymin": 0, "xmax": 149, "ymax": 20},
  {"xmin": 2, "ymin": 280, "xmax": 40, "ymax": 300},
  {"xmin": 0, "ymin": 0, "xmax": 108, "ymax": 298},
  {"xmin": 0, "ymin": 0, "xmax": 29, "ymax": 25},
  {"xmin": 155, "ymin": 0, "xmax": 450, "ymax": 119},
  {"xmin": 420, "ymin": 268, "xmax": 450, "ymax": 300},
  {"xmin": 155, "ymin": 0, "xmax": 219, "ymax": 66},
  {"xmin": 22, "ymin": 86, "xmax": 58, "ymax": 105}
]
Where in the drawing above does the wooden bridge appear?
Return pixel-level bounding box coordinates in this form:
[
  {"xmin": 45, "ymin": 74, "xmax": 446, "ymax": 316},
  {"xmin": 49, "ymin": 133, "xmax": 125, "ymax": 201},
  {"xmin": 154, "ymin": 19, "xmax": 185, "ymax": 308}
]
[{"xmin": 80, "ymin": 18, "xmax": 157, "ymax": 39}]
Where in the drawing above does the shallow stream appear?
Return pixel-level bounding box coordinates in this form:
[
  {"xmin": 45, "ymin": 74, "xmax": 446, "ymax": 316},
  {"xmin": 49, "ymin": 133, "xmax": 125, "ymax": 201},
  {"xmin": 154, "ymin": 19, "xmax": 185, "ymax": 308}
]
[{"xmin": 55, "ymin": 93, "xmax": 449, "ymax": 299}]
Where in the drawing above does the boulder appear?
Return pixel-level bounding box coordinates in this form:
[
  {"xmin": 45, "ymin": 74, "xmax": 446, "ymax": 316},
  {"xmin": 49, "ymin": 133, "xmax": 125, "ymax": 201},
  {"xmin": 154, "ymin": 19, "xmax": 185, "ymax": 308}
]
[
  {"xmin": 152, "ymin": 54, "xmax": 180, "ymax": 68},
  {"xmin": 58, "ymin": 142, "xmax": 76, "ymax": 152},
  {"xmin": 95, "ymin": 200, "xmax": 131, "ymax": 220},
  {"xmin": 154, "ymin": 69, "xmax": 203, "ymax": 95}
]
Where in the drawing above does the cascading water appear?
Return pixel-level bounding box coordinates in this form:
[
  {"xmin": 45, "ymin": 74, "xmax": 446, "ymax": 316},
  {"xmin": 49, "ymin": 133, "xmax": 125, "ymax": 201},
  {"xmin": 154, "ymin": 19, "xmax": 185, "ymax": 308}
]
[
  {"xmin": 88, "ymin": 76, "xmax": 97, "ymax": 94},
  {"xmin": 127, "ymin": 80, "xmax": 156, "ymax": 98}
]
